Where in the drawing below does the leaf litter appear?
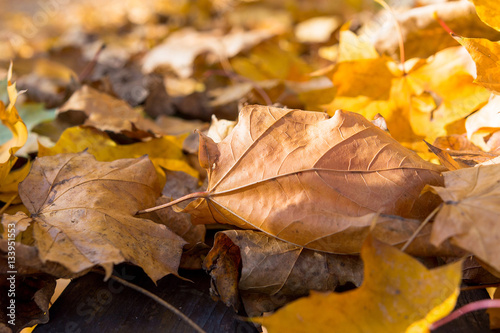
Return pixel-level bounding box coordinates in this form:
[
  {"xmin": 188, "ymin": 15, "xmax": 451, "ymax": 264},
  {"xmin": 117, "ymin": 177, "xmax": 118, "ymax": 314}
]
[{"xmin": 1, "ymin": 0, "xmax": 500, "ymax": 332}]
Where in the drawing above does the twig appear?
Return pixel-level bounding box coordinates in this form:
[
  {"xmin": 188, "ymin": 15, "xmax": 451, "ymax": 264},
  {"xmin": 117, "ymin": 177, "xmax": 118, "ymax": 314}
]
[
  {"xmin": 430, "ymin": 299, "xmax": 500, "ymax": 330},
  {"xmin": 94, "ymin": 271, "xmax": 207, "ymax": 333},
  {"xmin": 375, "ymin": 0, "xmax": 406, "ymax": 73},
  {"xmin": 136, "ymin": 191, "xmax": 209, "ymax": 214},
  {"xmin": 401, "ymin": 203, "xmax": 442, "ymax": 252}
]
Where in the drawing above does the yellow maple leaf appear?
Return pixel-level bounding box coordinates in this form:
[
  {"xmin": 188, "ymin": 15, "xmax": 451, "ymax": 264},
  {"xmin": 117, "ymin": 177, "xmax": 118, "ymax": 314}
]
[
  {"xmin": 470, "ymin": 0, "xmax": 500, "ymax": 32},
  {"xmin": 325, "ymin": 31, "xmax": 489, "ymax": 157},
  {"xmin": 254, "ymin": 235, "xmax": 462, "ymax": 333},
  {"xmin": 0, "ymin": 63, "xmax": 28, "ymax": 190},
  {"xmin": 38, "ymin": 126, "xmax": 198, "ymax": 186}
]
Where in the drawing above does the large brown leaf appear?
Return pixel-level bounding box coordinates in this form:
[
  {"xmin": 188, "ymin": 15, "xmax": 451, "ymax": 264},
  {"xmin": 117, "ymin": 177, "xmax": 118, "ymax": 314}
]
[
  {"xmin": 17, "ymin": 151, "xmax": 186, "ymax": 282},
  {"xmin": 181, "ymin": 105, "xmax": 444, "ymax": 253}
]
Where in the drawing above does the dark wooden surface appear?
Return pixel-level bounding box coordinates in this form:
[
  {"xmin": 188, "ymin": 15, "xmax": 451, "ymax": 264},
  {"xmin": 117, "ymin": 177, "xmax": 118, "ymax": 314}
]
[
  {"xmin": 33, "ymin": 264, "xmax": 495, "ymax": 333},
  {"xmin": 34, "ymin": 265, "xmax": 258, "ymax": 333}
]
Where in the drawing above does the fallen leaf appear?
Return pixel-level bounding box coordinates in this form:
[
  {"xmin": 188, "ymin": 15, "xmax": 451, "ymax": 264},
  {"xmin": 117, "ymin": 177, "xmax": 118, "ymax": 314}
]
[
  {"xmin": 470, "ymin": 0, "xmax": 500, "ymax": 31},
  {"xmin": 16, "ymin": 151, "xmax": 187, "ymax": 282},
  {"xmin": 204, "ymin": 230, "xmax": 363, "ymax": 316},
  {"xmin": 142, "ymin": 28, "xmax": 273, "ymax": 78},
  {"xmin": 466, "ymin": 94, "xmax": 500, "ymax": 151},
  {"xmin": 181, "ymin": 105, "xmax": 445, "ymax": 253},
  {"xmin": 365, "ymin": 1, "xmax": 500, "ymax": 60},
  {"xmin": 206, "ymin": 115, "xmax": 236, "ymax": 143},
  {"xmin": 424, "ymin": 141, "xmax": 469, "ymax": 171},
  {"xmin": 38, "ymin": 126, "xmax": 198, "ymax": 185},
  {"xmin": 254, "ymin": 235, "xmax": 462, "ymax": 333},
  {"xmin": 430, "ymin": 163, "xmax": 500, "ymax": 275},
  {"xmin": 294, "ymin": 16, "xmax": 341, "ymax": 44},
  {"xmin": 0, "ymin": 64, "xmax": 28, "ymax": 184},
  {"xmin": 326, "ymin": 45, "xmax": 490, "ymax": 154},
  {"xmin": 455, "ymin": 35, "xmax": 500, "ymax": 95},
  {"xmin": 56, "ymin": 85, "xmax": 164, "ymax": 138}
]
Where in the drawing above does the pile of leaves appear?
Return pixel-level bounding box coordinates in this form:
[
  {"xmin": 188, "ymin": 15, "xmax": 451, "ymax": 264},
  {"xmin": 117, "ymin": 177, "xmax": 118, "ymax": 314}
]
[{"xmin": 1, "ymin": 0, "xmax": 500, "ymax": 331}]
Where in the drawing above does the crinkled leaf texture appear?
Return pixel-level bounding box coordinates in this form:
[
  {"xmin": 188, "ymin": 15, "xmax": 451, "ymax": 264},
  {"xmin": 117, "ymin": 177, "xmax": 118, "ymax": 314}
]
[
  {"xmin": 431, "ymin": 163, "xmax": 500, "ymax": 275},
  {"xmin": 182, "ymin": 105, "xmax": 444, "ymax": 254},
  {"xmin": 254, "ymin": 236, "xmax": 462, "ymax": 333},
  {"xmin": 17, "ymin": 151, "xmax": 186, "ymax": 282}
]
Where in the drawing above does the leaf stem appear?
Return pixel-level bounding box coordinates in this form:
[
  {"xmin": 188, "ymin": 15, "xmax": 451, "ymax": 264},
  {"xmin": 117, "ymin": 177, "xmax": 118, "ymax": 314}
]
[
  {"xmin": 433, "ymin": 12, "xmax": 456, "ymax": 36},
  {"xmin": 0, "ymin": 193, "xmax": 18, "ymax": 215},
  {"xmin": 401, "ymin": 203, "xmax": 442, "ymax": 252},
  {"xmin": 430, "ymin": 299, "xmax": 500, "ymax": 330},
  {"xmin": 100, "ymin": 272, "xmax": 207, "ymax": 333},
  {"xmin": 136, "ymin": 191, "xmax": 209, "ymax": 214}
]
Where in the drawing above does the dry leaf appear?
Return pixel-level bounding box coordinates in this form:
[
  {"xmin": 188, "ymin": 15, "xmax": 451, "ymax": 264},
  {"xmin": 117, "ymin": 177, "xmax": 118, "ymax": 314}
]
[
  {"xmin": 0, "ymin": 64, "xmax": 28, "ymax": 184},
  {"xmin": 57, "ymin": 85, "xmax": 164, "ymax": 137},
  {"xmin": 455, "ymin": 36, "xmax": 500, "ymax": 95},
  {"xmin": 326, "ymin": 45, "xmax": 490, "ymax": 155},
  {"xmin": 17, "ymin": 151, "xmax": 186, "ymax": 282},
  {"xmin": 430, "ymin": 163, "xmax": 500, "ymax": 274},
  {"xmin": 142, "ymin": 28, "xmax": 272, "ymax": 78},
  {"xmin": 38, "ymin": 126, "xmax": 198, "ymax": 185},
  {"xmin": 424, "ymin": 141, "xmax": 469, "ymax": 171},
  {"xmin": 366, "ymin": 1, "xmax": 500, "ymax": 60},
  {"xmin": 204, "ymin": 230, "xmax": 363, "ymax": 316},
  {"xmin": 254, "ymin": 235, "xmax": 462, "ymax": 333},
  {"xmin": 181, "ymin": 105, "xmax": 445, "ymax": 254},
  {"xmin": 466, "ymin": 94, "xmax": 500, "ymax": 151}
]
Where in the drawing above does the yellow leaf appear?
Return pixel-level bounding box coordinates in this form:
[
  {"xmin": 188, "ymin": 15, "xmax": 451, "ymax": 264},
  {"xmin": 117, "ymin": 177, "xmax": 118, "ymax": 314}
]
[
  {"xmin": 0, "ymin": 64, "xmax": 28, "ymax": 183},
  {"xmin": 455, "ymin": 35, "xmax": 500, "ymax": 94},
  {"xmin": 471, "ymin": 0, "xmax": 500, "ymax": 32},
  {"xmin": 326, "ymin": 46, "xmax": 490, "ymax": 156},
  {"xmin": 38, "ymin": 126, "xmax": 198, "ymax": 186},
  {"xmin": 255, "ymin": 236, "xmax": 462, "ymax": 333}
]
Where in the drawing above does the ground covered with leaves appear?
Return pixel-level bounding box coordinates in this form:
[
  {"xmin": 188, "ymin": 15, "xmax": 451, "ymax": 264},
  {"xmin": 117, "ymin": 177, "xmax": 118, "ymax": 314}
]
[{"xmin": 1, "ymin": 0, "xmax": 500, "ymax": 332}]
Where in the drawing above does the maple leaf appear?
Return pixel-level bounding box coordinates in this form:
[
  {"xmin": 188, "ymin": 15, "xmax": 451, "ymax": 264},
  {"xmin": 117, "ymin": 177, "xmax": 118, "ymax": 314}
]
[
  {"xmin": 175, "ymin": 105, "xmax": 445, "ymax": 254},
  {"xmin": 0, "ymin": 64, "xmax": 28, "ymax": 185},
  {"xmin": 204, "ymin": 230, "xmax": 363, "ymax": 316},
  {"xmin": 430, "ymin": 163, "xmax": 500, "ymax": 276},
  {"xmin": 38, "ymin": 126, "xmax": 198, "ymax": 185},
  {"xmin": 13, "ymin": 151, "xmax": 186, "ymax": 282},
  {"xmin": 470, "ymin": 0, "xmax": 500, "ymax": 31},
  {"xmin": 253, "ymin": 235, "xmax": 463, "ymax": 333},
  {"xmin": 326, "ymin": 28, "xmax": 490, "ymax": 155}
]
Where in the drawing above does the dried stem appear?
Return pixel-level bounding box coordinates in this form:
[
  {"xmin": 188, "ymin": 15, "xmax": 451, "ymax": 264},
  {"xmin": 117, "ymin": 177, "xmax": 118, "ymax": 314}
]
[
  {"xmin": 401, "ymin": 203, "xmax": 442, "ymax": 252},
  {"xmin": 430, "ymin": 299, "xmax": 500, "ymax": 330},
  {"xmin": 375, "ymin": 0, "xmax": 406, "ymax": 72},
  {"xmin": 0, "ymin": 193, "xmax": 18, "ymax": 215},
  {"xmin": 136, "ymin": 191, "xmax": 209, "ymax": 214}
]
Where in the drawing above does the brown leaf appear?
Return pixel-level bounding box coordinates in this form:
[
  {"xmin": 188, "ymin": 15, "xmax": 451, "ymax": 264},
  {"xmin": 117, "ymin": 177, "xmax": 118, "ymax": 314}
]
[
  {"xmin": 431, "ymin": 164, "xmax": 500, "ymax": 274},
  {"xmin": 57, "ymin": 85, "xmax": 164, "ymax": 138},
  {"xmin": 203, "ymin": 230, "xmax": 363, "ymax": 316},
  {"xmin": 17, "ymin": 151, "xmax": 186, "ymax": 282},
  {"xmin": 424, "ymin": 140, "xmax": 469, "ymax": 171},
  {"xmin": 182, "ymin": 105, "xmax": 445, "ymax": 253}
]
